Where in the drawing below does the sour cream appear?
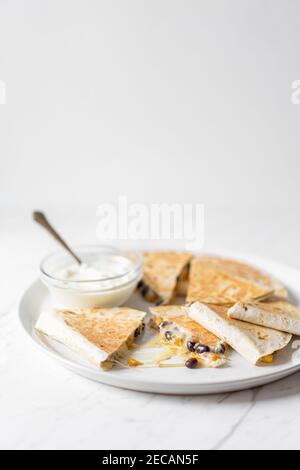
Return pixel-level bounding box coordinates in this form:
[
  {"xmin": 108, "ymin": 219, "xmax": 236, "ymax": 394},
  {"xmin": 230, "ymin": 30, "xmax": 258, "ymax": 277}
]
[
  {"xmin": 58, "ymin": 260, "xmax": 131, "ymax": 283},
  {"xmin": 40, "ymin": 246, "xmax": 143, "ymax": 309}
]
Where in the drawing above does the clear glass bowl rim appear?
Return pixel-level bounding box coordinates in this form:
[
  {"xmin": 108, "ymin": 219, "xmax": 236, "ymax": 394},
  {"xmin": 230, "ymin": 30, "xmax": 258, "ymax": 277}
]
[{"xmin": 40, "ymin": 244, "xmax": 143, "ymax": 286}]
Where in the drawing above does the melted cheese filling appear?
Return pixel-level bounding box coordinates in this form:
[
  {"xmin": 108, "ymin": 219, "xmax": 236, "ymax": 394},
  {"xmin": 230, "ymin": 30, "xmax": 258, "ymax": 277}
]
[{"xmin": 157, "ymin": 322, "xmax": 226, "ymax": 368}]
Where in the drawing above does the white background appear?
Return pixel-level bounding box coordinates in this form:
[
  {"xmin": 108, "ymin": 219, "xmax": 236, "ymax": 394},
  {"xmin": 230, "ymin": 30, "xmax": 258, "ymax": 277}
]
[
  {"xmin": 1, "ymin": 0, "xmax": 300, "ymax": 450},
  {"xmin": 1, "ymin": 0, "xmax": 300, "ymax": 214}
]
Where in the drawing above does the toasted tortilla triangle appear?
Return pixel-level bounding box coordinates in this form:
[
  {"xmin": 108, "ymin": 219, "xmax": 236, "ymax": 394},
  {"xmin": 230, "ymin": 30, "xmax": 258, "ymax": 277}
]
[
  {"xmin": 188, "ymin": 302, "xmax": 291, "ymax": 365},
  {"xmin": 35, "ymin": 307, "xmax": 146, "ymax": 369},
  {"xmin": 187, "ymin": 256, "xmax": 282, "ymax": 306},
  {"xmin": 229, "ymin": 300, "xmax": 300, "ymax": 336},
  {"xmin": 139, "ymin": 252, "xmax": 192, "ymax": 305}
]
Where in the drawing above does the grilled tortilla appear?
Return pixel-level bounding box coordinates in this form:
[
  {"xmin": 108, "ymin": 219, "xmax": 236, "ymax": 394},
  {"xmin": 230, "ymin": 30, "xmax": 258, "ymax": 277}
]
[
  {"xmin": 188, "ymin": 302, "xmax": 291, "ymax": 365},
  {"xmin": 35, "ymin": 307, "xmax": 146, "ymax": 370},
  {"xmin": 138, "ymin": 252, "xmax": 192, "ymax": 305},
  {"xmin": 150, "ymin": 305, "xmax": 227, "ymax": 368},
  {"xmin": 187, "ymin": 256, "xmax": 285, "ymax": 306},
  {"xmin": 229, "ymin": 300, "xmax": 300, "ymax": 336}
]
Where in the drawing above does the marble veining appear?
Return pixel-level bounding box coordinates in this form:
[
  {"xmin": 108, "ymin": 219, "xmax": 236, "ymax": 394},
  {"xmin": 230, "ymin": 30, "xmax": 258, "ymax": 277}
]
[{"xmin": 212, "ymin": 389, "xmax": 259, "ymax": 450}]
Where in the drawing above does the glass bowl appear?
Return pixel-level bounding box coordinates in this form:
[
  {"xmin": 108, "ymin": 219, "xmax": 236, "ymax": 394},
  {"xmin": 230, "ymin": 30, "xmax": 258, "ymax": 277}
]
[{"xmin": 40, "ymin": 245, "xmax": 143, "ymax": 309}]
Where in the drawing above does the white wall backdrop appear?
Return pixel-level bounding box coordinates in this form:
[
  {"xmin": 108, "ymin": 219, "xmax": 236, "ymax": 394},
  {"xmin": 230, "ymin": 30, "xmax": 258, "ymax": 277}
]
[{"xmin": 1, "ymin": 0, "xmax": 300, "ymax": 215}]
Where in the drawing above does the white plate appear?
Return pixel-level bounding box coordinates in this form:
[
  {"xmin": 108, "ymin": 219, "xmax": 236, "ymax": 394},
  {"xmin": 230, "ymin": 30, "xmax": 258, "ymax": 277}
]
[{"xmin": 19, "ymin": 253, "xmax": 300, "ymax": 395}]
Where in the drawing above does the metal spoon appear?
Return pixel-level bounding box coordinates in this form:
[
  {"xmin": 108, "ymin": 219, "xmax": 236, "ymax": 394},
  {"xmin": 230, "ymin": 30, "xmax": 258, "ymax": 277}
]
[{"xmin": 33, "ymin": 211, "xmax": 82, "ymax": 265}]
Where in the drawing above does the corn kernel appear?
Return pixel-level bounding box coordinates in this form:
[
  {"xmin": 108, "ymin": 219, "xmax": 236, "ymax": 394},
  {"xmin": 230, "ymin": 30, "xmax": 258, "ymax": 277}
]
[
  {"xmin": 174, "ymin": 337, "xmax": 184, "ymax": 347},
  {"xmin": 127, "ymin": 358, "xmax": 143, "ymax": 367},
  {"xmin": 261, "ymin": 355, "xmax": 273, "ymax": 364},
  {"xmin": 211, "ymin": 355, "xmax": 219, "ymax": 362}
]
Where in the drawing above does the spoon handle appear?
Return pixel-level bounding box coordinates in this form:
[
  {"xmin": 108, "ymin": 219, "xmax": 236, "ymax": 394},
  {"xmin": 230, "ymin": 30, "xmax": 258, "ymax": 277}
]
[{"xmin": 33, "ymin": 211, "xmax": 82, "ymax": 265}]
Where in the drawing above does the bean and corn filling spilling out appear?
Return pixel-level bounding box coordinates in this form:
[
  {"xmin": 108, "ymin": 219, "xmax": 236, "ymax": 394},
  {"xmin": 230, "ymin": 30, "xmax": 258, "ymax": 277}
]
[{"xmin": 150, "ymin": 316, "xmax": 226, "ymax": 369}]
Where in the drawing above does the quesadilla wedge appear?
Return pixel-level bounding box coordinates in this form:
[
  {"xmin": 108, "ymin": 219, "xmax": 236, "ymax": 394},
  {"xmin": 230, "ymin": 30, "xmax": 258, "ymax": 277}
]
[
  {"xmin": 150, "ymin": 305, "xmax": 227, "ymax": 368},
  {"xmin": 138, "ymin": 252, "xmax": 192, "ymax": 305},
  {"xmin": 229, "ymin": 300, "xmax": 300, "ymax": 336},
  {"xmin": 188, "ymin": 302, "xmax": 292, "ymax": 365},
  {"xmin": 187, "ymin": 256, "xmax": 285, "ymax": 306},
  {"xmin": 35, "ymin": 307, "xmax": 146, "ymax": 370}
]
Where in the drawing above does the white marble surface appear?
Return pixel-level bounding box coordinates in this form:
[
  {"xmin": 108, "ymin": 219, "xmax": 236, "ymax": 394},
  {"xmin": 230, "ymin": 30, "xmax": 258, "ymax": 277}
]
[{"xmin": 2, "ymin": 210, "xmax": 300, "ymax": 450}]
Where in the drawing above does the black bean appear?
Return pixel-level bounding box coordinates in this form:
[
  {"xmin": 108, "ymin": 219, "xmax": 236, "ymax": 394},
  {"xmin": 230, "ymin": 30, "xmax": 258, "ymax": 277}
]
[
  {"xmin": 134, "ymin": 324, "xmax": 145, "ymax": 337},
  {"xmin": 185, "ymin": 358, "xmax": 198, "ymax": 369},
  {"xmin": 186, "ymin": 341, "xmax": 196, "ymax": 352},
  {"xmin": 214, "ymin": 343, "xmax": 225, "ymax": 355},
  {"xmin": 195, "ymin": 344, "xmax": 210, "ymax": 355},
  {"xmin": 164, "ymin": 331, "xmax": 173, "ymax": 341},
  {"xmin": 134, "ymin": 328, "xmax": 140, "ymax": 337},
  {"xmin": 141, "ymin": 285, "xmax": 149, "ymax": 296},
  {"xmin": 159, "ymin": 321, "xmax": 170, "ymax": 329},
  {"xmin": 137, "ymin": 280, "xmax": 144, "ymax": 290}
]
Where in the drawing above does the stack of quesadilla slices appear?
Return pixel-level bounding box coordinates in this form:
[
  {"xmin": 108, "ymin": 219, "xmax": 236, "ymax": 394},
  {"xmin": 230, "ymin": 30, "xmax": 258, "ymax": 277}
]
[
  {"xmin": 184, "ymin": 257, "xmax": 300, "ymax": 365},
  {"xmin": 139, "ymin": 253, "xmax": 295, "ymax": 366},
  {"xmin": 189, "ymin": 302, "xmax": 292, "ymax": 365}
]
